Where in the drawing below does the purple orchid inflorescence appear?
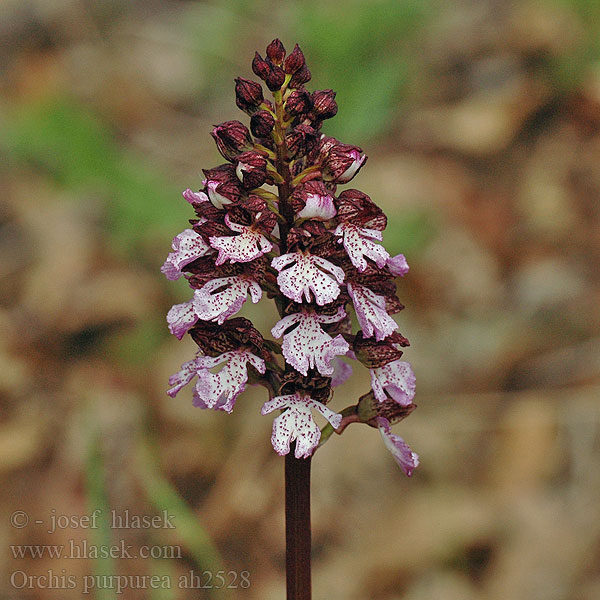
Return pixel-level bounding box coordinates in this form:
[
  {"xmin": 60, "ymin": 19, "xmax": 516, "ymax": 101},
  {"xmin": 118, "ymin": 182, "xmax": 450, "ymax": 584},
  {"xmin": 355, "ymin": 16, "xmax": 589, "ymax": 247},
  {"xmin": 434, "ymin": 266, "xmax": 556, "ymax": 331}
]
[{"xmin": 162, "ymin": 39, "xmax": 418, "ymax": 475}]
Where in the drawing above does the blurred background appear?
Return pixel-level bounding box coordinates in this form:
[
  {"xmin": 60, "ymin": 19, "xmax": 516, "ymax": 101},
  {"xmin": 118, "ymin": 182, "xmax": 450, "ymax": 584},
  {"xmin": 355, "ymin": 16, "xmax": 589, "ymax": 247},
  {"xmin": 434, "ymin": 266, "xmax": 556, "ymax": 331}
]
[{"xmin": 1, "ymin": 0, "xmax": 599, "ymax": 598}]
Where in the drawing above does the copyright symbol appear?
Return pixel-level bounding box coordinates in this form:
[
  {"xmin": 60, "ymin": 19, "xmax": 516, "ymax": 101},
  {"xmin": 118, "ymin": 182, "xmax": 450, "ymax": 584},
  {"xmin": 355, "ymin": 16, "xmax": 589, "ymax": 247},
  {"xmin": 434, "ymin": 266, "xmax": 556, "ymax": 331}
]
[{"xmin": 10, "ymin": 511, "xmax": 29, "ymax": 528}]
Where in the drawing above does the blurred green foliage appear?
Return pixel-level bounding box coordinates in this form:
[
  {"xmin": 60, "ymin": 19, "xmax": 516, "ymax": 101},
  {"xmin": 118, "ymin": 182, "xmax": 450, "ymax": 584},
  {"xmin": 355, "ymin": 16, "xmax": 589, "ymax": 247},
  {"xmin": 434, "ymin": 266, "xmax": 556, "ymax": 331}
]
[
  {"xmin": 137, "ymin": 439, "xmax": 230, "ymax": 600},
  {"xmin": 386, "ymin": 209, "xmax": 437, "ymax": 257},
  {"xmin": 290, "ymin": 0, "xmax": 432, "ymax": 142},
  {"xmin": 548, "ymin": 0, "xmax": 600, "ymax": 90},
  {"xmin": 85, "ymin": 427, "xmax": 118, "ymax": 600},
  {"xmin": 182, "ymin": 0, "xmax": 432, "ymax": 143},
  {"xmin": 1, "ymin": 97, "xmax": 185, "ymax": 253}
]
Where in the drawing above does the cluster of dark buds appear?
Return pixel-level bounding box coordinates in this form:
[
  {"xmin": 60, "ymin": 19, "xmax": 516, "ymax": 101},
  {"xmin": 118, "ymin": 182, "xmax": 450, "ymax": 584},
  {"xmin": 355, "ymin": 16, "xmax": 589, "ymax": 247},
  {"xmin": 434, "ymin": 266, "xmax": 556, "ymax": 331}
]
[{"xmin": 162, "ymin": 39, "xmax": 418, "ymax": 475}]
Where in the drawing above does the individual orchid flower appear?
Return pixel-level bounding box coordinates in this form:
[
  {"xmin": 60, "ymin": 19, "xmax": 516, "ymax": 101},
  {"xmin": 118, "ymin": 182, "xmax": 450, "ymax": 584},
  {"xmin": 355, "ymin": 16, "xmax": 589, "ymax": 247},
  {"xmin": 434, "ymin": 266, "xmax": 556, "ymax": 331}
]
[
  {"xmin": 210, "ymin": 214, "xmax": 273, "ymax": 265},
  {"xmin": 334, "ymin": 222, "xmax": 390, "ymax": 272},
  {"xmin": 271, "ymin": 309, "xmax": 349, "ymax": 376},
  {"xmin": 291, "ymin": 180, "xmax": 337, "ymax": 221},
  {"xmin": 320, "ymin": 139, "xmax": 367, "ymax": 183},
  {"xmin": 261, "ymin": 393, "xmax": 342, "ymax": 458},
  {"xmin": 376, "ymin": 417, "xmax": 419, "ymax": 477},
  {"xmin": 336, "ymin": 148, "xmax": 367, "ymax": 183},
  {"xmin": 167, "ymin": 350, "xmax": 265, "ymax": 413},
  {"xmin": 161, "ymin": 228, "xmax": 212, "ymax": 281},
  {"xmin": 235, "ymin": 151, "xmax": 268, "ymax": 189},
  {"xmin": 347, "ymin": 282, "xmax": 398, "ymax": 341},
  {"xmin": 272, "ymin": 252, "xmax": 344, "ymax": 305},
  {"xmin": 167, "ymin": 274, "xmax": 262, "ymax": 335},
  {"xmin": 193, "ymin": 276, "xmax": 262, "ymax": 324},
  {"xmin": 194, "ymin": 350, "xmax": 265, "ymax": 413},
  {"xmin": 370, "ymin": 360, "xmax": 416, "ymax": 405}
]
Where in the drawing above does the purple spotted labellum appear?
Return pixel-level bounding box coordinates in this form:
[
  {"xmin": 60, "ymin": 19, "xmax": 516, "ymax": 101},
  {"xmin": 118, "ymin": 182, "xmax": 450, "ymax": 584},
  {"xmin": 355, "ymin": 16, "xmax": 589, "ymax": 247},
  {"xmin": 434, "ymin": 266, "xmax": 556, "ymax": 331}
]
[
  {"xmin": 272, "ymin": 252, "xmax": 344, "ymax": 305},
  {"xmin": 162, "ymin": 38, "xmax": 419, "ymax": 600},
  {"xmin": 209, "ymin": 214, "xmax": 273, "ymax": 265},
  {"xmin": 262, "ymin": 393, "xmax": 341, "ymax": 459},
  {"xmin": 376, "ymin": 417, "xmax": 419, "ymax": 477},
  {"xmin": 271, "ymin": 308, "xmax": 350, "ymax": 377}
]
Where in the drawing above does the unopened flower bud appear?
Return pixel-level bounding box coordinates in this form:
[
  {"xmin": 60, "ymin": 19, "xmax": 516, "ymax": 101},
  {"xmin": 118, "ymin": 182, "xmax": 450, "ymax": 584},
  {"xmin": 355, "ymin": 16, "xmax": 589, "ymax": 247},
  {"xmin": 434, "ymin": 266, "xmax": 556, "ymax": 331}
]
[
  {"xmin": 266, "ymin": 38, "xmax": 286, "ymax": 65},
  {"xmin": 252, "ymin": 52, "xmax": 270, "ymax": 80},
  {"xmin": 190, "ymin": 317, "xmax": 265, "ymax": 357},
  {"xmin": 279, "ymin": 371, "xmax": 332, "ymax": 404},
  {"xmin": 235, "ymin": 77, "xmax": 263, "ymax": 114},
  {"xmin": 286, "ymin": 88, "xmax": 313, "ymax": 117},
  {"xmin": 353, "ymin": 331, "xmax": 408, "ymax": 368},
  {"xmin": 252, "ymin": 52, "xmax": 285, "ymax": 92},
  {"xmin": 289, "ymin": 64, "xmax": 311, "ymax": 89},
  {"xmin": 235, "ymin": 151, "xmax": 268, "ymax": 189},
  {"xmin": 211, "ymin": 121, "xmax": 253, "ymax": 161},
  {"xmin": 250, "ymin": 110, "xmax": 275, "ymax": 138},
  {"xmin": 312, "ymin": 89, "xmax": 338, "ymax": 120},
  {"xmin": 284, "ymin": 44, "xmax": 305, "ymax": 74},
  {"xmin": 357, "ymin": 392, "xmax": 416, "ymax": 425},
  {"xmin": 265, "ymin": 62, "xmax": 285, "ymax": 92},
  {"xmin": 286, "ymin": 124, "xmax": 318, "ymax": 159}
]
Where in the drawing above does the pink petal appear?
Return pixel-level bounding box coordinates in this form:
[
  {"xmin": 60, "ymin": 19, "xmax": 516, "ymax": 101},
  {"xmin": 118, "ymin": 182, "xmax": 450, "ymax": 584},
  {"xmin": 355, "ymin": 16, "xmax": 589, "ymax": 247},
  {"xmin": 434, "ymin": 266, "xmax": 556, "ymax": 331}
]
[
  {"xmin": 330, "ymin": 357, "xmax": 353, "ymax": 387},
  {"xmin": 183, "ymin": 189, "xmax": 210, "ymax": 206},
  {"xmin": 376, "ymin": 417, "xmax": 419, "ymax": 476},
  {"xmin": 370, "ymin": 360, "xmax": 415, "ymax": 404},
  {"xmin": 347, "ymin": 283, "xmax": 397, "ymax": 342},
  {"xmin": 334, "ymin": 223, "xmax": 389, "ymax": 272},
  {"xmin": 167, "ymin": 299, "xmax": 199, "ymax": 339},
  {"xmin": 387, "ymin": 254, "xmax": 409, "ymax": 277},
  {"xmin": 161, "ymin": 228, "xmax": 211, "ymax": 281},
  {"xmin": 205, "ymin": 181, "xmax": 233, "ymax": 209},
  {"xmin": 297, "ymin": 192, "xmax": 337, "ymax": 220},
  {"xmin": 337, "ymin": 152, "xmax": 366, "ymax": 183}
]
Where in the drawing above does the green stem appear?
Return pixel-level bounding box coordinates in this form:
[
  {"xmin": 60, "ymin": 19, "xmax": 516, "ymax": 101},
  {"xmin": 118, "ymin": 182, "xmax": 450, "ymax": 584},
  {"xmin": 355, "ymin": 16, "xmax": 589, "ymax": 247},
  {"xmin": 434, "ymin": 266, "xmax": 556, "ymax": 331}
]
[
  {"xmin": 272, "ymin": 90, "xmax": 294, "ymax": 251},
  {"xmin": 291, "ymin": 165, "xmax": 321, "ymax": 186},
  {"xmin": 317, "ymin": 407, "xmax": 359, "ymax": 449}
]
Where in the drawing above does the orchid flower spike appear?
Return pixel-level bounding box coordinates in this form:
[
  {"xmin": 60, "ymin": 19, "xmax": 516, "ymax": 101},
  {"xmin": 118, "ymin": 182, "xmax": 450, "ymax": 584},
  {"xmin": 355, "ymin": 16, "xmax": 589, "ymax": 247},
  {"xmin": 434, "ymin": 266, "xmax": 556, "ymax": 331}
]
[{"xmin": 162, "ymin": 38, "xmax": 418, "ymax": 474}]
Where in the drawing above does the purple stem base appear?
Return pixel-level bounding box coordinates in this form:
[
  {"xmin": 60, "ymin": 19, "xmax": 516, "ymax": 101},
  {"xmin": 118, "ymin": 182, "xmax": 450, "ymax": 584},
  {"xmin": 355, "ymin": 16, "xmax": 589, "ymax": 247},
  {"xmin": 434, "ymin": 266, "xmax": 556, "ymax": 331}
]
[{"xmin": 285, "ymin": 448, "xmax": 312, "ymax": 600}]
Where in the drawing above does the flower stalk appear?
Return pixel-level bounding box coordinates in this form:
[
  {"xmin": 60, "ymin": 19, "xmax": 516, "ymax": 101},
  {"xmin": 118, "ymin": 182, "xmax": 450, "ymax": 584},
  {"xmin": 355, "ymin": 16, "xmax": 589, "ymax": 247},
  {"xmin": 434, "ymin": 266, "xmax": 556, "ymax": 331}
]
[
  {"xmin": 162, "ymin": 38, "xmax": 420, "ymax": 600},
  {"xmin": 285, "ymin": 449, "xmax": 312, "ymax": 600}
]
